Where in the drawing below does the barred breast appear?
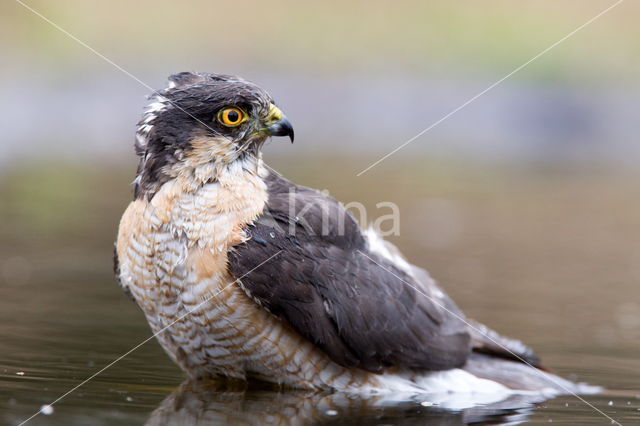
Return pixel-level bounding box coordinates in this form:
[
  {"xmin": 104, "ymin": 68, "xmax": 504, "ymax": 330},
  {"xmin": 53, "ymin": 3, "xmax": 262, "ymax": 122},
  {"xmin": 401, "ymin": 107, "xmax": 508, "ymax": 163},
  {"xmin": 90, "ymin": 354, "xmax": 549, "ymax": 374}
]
[{"xmin": 115, "ymin": 163, "xmax": 380, "ymax": 390}]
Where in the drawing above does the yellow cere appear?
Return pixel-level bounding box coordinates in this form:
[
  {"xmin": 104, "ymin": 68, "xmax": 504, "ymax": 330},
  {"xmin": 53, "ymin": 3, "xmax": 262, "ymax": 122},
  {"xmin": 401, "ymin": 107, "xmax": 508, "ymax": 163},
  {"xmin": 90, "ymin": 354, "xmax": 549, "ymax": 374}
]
[{"xmin": 267, "ymin": 104, "xmax": 283, "ymax": 123}]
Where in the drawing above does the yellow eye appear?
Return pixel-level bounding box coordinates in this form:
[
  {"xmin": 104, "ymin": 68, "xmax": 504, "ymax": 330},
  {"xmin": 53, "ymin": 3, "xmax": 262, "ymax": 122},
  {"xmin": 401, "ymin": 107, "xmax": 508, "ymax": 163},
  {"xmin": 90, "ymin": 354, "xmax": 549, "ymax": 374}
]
[{"xmin": 217, "ymin": 107, "xmax": 245, "ymax": 126}]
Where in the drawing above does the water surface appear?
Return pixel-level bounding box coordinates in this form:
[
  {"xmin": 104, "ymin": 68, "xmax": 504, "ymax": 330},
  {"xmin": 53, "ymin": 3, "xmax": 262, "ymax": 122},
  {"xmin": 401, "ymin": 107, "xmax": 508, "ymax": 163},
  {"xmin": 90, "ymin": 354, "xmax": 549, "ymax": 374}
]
[{"xmin": 1, "ymin": 160, "xmax": 638, "ymax": 425}]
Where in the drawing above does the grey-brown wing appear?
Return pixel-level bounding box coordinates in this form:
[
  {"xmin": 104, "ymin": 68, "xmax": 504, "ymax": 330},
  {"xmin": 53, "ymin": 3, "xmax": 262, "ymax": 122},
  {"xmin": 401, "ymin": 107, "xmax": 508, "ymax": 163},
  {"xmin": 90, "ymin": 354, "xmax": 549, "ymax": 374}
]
[{"xmin": 228, "ymin": 172, "xmax": 472, "ymax": 373}]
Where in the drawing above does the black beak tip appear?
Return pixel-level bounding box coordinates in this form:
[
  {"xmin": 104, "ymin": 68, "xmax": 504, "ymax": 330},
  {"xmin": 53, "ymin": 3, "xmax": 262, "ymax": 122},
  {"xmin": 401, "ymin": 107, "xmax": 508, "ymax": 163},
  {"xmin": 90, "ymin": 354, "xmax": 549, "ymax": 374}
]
[{"xmin": 268, "ymin": 117, "xmax": 295, "ymax": 144}]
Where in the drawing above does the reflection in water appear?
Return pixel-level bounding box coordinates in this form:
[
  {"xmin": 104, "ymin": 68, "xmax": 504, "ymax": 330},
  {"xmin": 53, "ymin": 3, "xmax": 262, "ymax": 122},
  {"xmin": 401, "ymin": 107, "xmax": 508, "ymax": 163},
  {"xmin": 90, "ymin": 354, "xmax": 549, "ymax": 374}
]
[{"xmin": 146, "ymin": 380, "xmax": 544, "ymax": 426}]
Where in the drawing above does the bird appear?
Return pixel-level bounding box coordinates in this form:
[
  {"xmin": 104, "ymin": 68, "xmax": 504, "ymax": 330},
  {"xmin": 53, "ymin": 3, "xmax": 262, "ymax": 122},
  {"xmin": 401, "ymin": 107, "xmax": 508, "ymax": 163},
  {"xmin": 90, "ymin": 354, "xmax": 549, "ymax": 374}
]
[{"xmin": 115, "ymin": 72, "xmax": 592, "ymax": 396}]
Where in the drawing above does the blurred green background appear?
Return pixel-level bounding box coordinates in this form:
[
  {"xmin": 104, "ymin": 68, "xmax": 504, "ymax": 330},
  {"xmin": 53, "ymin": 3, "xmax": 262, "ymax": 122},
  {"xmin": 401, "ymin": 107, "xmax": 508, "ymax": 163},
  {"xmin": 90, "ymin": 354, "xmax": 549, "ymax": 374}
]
[{"xmin": 1, "ymin": 1, "xmax": 639, "ymax": 425}]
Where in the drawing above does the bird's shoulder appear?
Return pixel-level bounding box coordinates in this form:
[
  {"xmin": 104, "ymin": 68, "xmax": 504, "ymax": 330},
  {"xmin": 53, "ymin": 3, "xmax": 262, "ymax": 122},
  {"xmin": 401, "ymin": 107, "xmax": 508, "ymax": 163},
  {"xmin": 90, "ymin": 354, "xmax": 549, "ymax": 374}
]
[{"xmin": 259, "ymin": 170, "xmax": 365, "ymax": 248}]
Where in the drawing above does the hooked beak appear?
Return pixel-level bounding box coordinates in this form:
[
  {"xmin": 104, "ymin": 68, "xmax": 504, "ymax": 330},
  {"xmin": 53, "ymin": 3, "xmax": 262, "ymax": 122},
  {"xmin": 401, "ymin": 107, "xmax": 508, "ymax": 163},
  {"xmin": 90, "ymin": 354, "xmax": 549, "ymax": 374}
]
[{"xmin": 265, "ymin": 104, "xmax": 294, "ymax": 143}]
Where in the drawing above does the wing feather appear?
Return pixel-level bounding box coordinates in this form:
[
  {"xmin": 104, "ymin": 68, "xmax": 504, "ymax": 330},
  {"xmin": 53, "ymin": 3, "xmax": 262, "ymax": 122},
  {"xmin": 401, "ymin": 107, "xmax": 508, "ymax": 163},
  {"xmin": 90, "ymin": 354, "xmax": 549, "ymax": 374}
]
[{"xmin": 228, "ymin": 171, "xmax": 471, "ymax": 372}]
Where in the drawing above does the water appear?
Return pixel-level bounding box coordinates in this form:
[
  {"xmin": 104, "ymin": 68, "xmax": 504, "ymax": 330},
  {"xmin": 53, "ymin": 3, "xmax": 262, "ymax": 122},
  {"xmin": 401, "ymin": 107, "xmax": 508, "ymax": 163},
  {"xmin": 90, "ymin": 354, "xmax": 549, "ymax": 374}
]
[{"xmin": 1, "ymin": 159, "xmax": 638, "ymax": 425}]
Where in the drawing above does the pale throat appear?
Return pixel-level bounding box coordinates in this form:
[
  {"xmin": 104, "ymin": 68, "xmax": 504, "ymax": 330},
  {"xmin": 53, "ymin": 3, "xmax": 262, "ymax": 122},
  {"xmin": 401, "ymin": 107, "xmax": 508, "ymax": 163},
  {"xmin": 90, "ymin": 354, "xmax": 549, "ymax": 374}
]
[
  {"xmin": 168, "ymin": 136, "xmax": 266, "ymax": 191},
  {"xmin": 149, "ymin": 143, "xmax": 269, "ymax": 251}
]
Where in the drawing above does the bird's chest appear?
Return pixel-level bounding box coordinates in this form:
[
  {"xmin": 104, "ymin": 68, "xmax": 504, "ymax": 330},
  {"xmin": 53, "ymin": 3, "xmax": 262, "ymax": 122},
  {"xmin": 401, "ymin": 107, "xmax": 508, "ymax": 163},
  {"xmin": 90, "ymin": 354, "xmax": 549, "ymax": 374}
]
[
  {"xmin": 118, "ymin": 171, "xmax": 379, "ymax": 388},
  {"xmin": 118, "ymin": 173, "xmax": 274, "ymax": 375}
]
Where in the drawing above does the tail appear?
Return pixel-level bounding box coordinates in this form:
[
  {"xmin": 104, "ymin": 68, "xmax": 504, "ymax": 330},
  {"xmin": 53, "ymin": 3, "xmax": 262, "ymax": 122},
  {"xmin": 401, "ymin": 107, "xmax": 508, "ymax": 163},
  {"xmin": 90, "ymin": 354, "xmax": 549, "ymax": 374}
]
[
  {"xmin": 463, "ymin": 352, "xmax": 601, "ymax": 395},
  {"xmin": 462, "ymin": 319, "xmax": 600, "ymax": 394},
  {"xmin": 467, "ymin": 319, "xmax": 542, "ymax": 368}
]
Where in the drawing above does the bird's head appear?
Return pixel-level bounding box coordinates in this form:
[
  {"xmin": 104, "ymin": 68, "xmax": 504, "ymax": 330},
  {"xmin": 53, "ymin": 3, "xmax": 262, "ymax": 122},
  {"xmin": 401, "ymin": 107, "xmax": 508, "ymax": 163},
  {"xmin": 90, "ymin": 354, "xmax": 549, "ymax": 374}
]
[{"xmin": 133, "ymin": 72, "xmax": 293, "ymax": 199}]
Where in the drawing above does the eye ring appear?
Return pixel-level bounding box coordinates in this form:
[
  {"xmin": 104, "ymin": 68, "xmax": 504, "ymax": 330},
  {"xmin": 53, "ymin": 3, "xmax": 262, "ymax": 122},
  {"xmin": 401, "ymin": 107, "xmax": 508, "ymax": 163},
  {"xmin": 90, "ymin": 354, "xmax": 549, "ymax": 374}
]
[{"xmin": 217, "ymin": 106, "xmax": 246, "ymax": 127}]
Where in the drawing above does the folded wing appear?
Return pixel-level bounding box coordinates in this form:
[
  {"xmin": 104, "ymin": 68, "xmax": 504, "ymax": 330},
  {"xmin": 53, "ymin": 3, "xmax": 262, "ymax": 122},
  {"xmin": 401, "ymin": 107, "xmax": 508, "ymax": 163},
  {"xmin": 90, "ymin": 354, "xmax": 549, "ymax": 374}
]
[{"xmin": 228, "ymin": 171, "xmax": 472, "ymax": 373}]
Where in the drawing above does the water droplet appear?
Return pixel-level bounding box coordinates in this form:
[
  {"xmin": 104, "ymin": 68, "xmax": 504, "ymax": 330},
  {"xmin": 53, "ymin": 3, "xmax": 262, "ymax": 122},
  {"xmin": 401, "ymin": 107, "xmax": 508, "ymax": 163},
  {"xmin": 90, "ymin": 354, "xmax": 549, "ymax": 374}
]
[
  {"xmin": 40, "ymin": 405, "xmax": 54, "ymax": 415},
  {"xmin": 325, "ymin": 409, "xmax": 338, "ymax": 416},
  {"xmin": 608, "ymin": 401, "xmax": 613, "ymax": 406}
]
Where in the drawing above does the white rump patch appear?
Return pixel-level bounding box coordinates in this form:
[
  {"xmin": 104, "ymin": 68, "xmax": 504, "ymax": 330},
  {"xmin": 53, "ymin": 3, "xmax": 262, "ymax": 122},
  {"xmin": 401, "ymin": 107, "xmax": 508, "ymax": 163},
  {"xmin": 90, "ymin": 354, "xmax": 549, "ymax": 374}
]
[{"xmin": 364, "ymin": 227, "xmax": 412, "ymax": 273}]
